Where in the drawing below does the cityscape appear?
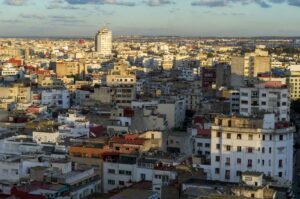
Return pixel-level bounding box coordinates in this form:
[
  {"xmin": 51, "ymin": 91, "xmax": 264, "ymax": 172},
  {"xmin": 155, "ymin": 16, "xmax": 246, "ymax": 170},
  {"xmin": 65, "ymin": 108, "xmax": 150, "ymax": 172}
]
[{"xmin": 1, "ymin": 0, "xmax": 300, "ymax": 199}]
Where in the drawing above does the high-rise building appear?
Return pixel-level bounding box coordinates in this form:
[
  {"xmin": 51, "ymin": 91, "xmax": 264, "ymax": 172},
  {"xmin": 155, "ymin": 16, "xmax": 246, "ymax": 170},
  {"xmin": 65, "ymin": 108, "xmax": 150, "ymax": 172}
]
[{"xmin": 95, "ymin": 27, "xmax": 112, "ymax": 56}]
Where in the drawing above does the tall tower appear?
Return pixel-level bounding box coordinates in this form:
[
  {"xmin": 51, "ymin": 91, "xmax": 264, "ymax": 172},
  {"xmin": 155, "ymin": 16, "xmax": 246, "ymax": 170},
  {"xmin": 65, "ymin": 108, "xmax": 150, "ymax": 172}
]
[{"xmin": 95, "ymin": 27, "xmax": 112, "ymax": 56}]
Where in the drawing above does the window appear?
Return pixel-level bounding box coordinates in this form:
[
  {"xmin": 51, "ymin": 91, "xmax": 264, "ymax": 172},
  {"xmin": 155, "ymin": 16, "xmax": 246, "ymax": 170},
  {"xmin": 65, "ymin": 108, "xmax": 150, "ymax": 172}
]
[
  {"xmin": 248, "ymin": 134, "xmax": 253, "ymax": 140},
  {"xmin": 241, "ymin": 92, "xmax": 248, "ymax": 97},
  {"xmin": 119, "ymin": 181, "xmax": 125, "ymax": 185},
  {"xmin": 270, "ymin": 135, "xmax": 272, "ymax": 140},
  {"xmin": 237, "ymin": 158, "xmax": 241, "ymax": 164},
  {"xmin": 225, "ymin": 170, "xmax": 230, "ymax": 180},
  {"xmin": 236, "ymin": 170, "xmax": 241, "ymax": 176},
  {"xmin": 108, "ymin": 169, "xmax": 115, "ymax": 174},
  {"xmin": 141, "ymin": 173, "xmax": 146, "ymax": 180},
  {"xmin": 216, "ymin": 132, "xmax": 221, "ymax": 137},
  {"xmin": 278, "ymin": 172, "xmax": 282, "ymax": 177},
  {"xmin": 237, "ymin": 134, "xmax": 242, "ymax": 139},
  {"xmin": 262, "ymin": 135, "xmax": 265, "ymax": 140},
  {"xmin": 279, "ymin": 135, "xmax": 283, "ymax": 141},
  {"xmin": 237, "ymin": 146, "xmax": 242, "ymax": 152},
  {"xmin": 226, "ymin": 145, "xmax": 231, "ymax": 151},
  {"xmin": 261, "ymin": 101, "xmax": 266, "ymax": 105},
  {"xmin": 225, "ymin": 157, "xmax": 230, "ymax": 165},
  {"xmin": 282, "ymin": 102, "xmax": 287, "ymax": 106},
  {"xmin": 278, "ymin": 160, "xmax": 283, "ymax": 168},
  {"xmin": 205, "ymin": 143, "xmax": 210, "ymax": 148},
  {"xmin": 262, "ymin": 160, "xmax": 264, "ymax": 166},
  {"xmin": 216, "ymin": 144, "xmax": 220, "ymax": 149},
  {"xmin": 262, "ymin": 147, "xmax": 265, "ymax": 153},
  {"xmin": 119, "ymin": 170, "xmax": 125, "ymax": 175},
  {"xmin": 215, "ymin": 156, "xmax": 220, "ymax": 162},
  {"xmin": 108, "ymin": 180, "xmax": 115, "ymax": 185},
  {"xmin": 262, "ymin": 93, "xmax": 266, "ymax": 97},
  {"xmin": 247, "ymin": 159, "xmax": 252, "ymax": 167},
  {"xmin": 241, "ymin": 100, "xmax": 248, "ymax": 104},
  {"xmin": 228, "ymin": 120, "xmax": 232, "ymax": 127},
  {"xmin": 248, "ymin": 147, "xmax": 253, "ymax": 153},
  {"xmin": 197, "ymin": 143, "xmax": 203, "ymax": 147},
  {"xmin": 126, "ymin": 171, "xmax": 132, "ymax": 175},
  {"xmin": 215, "ymin": 168, "xmax": 220, "ymax": 174},
  {"xmin": 227, "ymin": 133, "xmax": 231, "ymax": 139},
  {"xmin": 269, "ymin": 147, "xmax": 272, "ymax": 154}
]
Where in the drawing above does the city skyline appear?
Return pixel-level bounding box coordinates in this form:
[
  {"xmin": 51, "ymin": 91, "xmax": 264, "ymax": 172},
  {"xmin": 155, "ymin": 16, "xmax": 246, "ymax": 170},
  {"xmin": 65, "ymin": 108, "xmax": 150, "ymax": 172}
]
[{"xmin": 1, "ymin": 0, "xmax": 300, "ymax": 37}]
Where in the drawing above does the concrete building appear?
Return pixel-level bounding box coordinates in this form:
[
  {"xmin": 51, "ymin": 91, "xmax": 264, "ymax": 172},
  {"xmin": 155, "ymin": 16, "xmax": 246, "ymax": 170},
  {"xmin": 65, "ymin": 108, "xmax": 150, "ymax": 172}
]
[
  {"xmin": 216, "ymin": 63, "xmax": 231, "ymax": 89},
  {"xmin": 41, "ymin": 89, "xmax": 70, "ymax": 109},
  {"xmin": 157, "ymin": 98, "xmax": 186, "ymax": 129},
  {"xmin": 95, "ymin": 27, "xmax": 112, "ymax": 56},
  {"xmin": 239, "ymin": 82, "xmax": 290, "ymax": 122},
  {"xmin": 231, "ymin": 56, "xmax": 245, "ymax": 88},
  {"xmin": 55, "ymin": 61, "xmax": 85, "ymax": 78},
  {"xmin": 0, "ymin": 83, "xmax": 31, "ymax": 103},
  {"xmin": 288, "ymin": 65, "xmax": 300, "ymax": 100},
  {"xmin": 194, "ymin": 129, "xmax": 211, "ymax": 157},
  {"xmin": 167, "ymin": 131, "xmax": 193, "ymax": 155},
  {"xmin": 209, "ymin": 114, "xmax": 294, "ymax": 183},
  {"xmin": 231, "ymin": 46, "xmax": 271, "ymax": 87}
]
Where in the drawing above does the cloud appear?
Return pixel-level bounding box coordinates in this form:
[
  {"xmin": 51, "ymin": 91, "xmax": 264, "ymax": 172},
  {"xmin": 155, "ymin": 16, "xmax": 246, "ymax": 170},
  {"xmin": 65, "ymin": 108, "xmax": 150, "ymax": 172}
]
[
  {"xmin": 191, "ymin": 0, "xmax": 300, "ymax": 8},
  {"xmin": 49, "ymin": 15, "xmax": 85, "ymax": 24},
  {"xmin": 4, "ymin": 0, "xmax": 27, "ymax": 6},
  {"xmin": 65, "ymin": 0, "xmax": 135, "ymax": 6},
  {"xmin": 20, "ymin": 13, "xmax": 45, "ymax": 19},
  {"xmin": 145, "ymin": 0, "xmax": 173, "ymax": 6},
  {"xmin": 288, "ymin": 0, "xmax": 300, "ymax": 6},
  {"xmin": 47, "ymin": 4, "xmax": 81, "ymax": 9},
  {"xmin": 0, "ymin": 19, "xmax": 23, "ymax": 23}
]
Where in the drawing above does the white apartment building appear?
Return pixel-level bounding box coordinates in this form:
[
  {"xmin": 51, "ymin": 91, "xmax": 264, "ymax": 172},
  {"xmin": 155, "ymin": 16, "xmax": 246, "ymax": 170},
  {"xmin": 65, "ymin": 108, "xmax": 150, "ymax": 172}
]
[
  {"xmin": 194, "ymin": 129, "xmax": 211, "ymax": 157},
  {"xmin": 288, "ymin": 65, "xmax": 300, "ymax": 100},
  {"xmin": 239, "ymin": 82, "xmax": 290, "ymax": 122},
  {"xmin": 95, "ymin": 27, "xmax": 112, "ymax": 56},
  {"xmin": 49, "ymin": 168, "xmax": 100, "ymax": 199},
  {"xmin": 228, "ymin": 89, "xmax": 240, "ymax": 114},
  {"xmin": 103, "ymin": 154, "xmax": 177, "ymax": 198},
  {"xmin": 1, "ymin": 64, "xmax": 24, "ymax": 78},
  {"xmin": 57, "ymin": 112, "xmax": 87, "ymax": 125},
  {"xmin": 209, "ymin": 114, "xmax": 294, "ymax": 183},
  {"xmin": 157, "ymin": 98, "xmax": 186, "ymax": 129},
  {"xmin": 41, "ymin": 89, "xmax": 70, "ymax": 109}
]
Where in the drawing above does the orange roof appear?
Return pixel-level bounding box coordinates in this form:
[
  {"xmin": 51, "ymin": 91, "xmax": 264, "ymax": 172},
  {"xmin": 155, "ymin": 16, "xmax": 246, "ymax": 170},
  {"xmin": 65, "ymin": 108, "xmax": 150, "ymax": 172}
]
[{"xmin": 264, "ymin": 81, "xmax": 286, "ymax": 88}]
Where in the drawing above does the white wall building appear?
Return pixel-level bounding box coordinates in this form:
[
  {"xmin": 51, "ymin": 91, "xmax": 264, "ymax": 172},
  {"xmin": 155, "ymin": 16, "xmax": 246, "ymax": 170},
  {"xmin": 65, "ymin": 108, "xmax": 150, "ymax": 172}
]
[
  {"xmin": 41, "ymin": 89, "xmax": 70, "ymax": 109},
  {"xmin": 239, "ymin": 82, "xmax": 290, "ymax": 122},
  {"xmin": 209, "ymin": 114, "xmax": 294, "ymax": 183}
]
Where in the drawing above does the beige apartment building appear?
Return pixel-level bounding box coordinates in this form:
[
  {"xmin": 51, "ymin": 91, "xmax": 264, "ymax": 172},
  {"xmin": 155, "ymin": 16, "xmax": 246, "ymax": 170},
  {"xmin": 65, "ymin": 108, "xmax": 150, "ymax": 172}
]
[
  {"xmin": 231, "ymin": 46, "xmax": 271, "ymax": 87},
  {"xmin": 55, "ymin": 61, "xmax": 86, "ymax": 78},
  {"xmin": 0, "ymin": 83, "xmax": 31, "ymax": 103}
]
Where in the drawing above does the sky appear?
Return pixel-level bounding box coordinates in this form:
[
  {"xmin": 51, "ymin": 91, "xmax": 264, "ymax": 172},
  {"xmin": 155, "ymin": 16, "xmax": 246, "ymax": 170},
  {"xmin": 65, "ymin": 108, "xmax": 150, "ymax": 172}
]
[{"xmin": 0, "ymin": 0, "xmax": 300, "ymax": 37}]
